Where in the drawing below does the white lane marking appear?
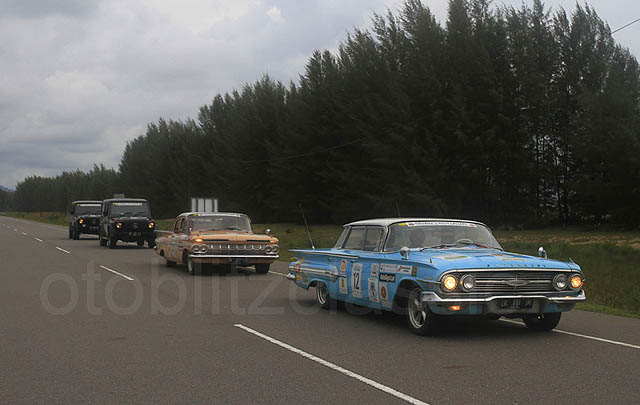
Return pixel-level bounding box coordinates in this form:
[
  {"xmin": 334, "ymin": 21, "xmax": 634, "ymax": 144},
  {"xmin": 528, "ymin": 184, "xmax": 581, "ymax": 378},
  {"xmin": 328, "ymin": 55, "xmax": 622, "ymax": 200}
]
[
  {"xmin": 99, "ymin": 265, "xmax": 135, "ymax": 281},
  {"xmin": 501, "ymin": 319, "xmax": 640, "ymax": 350},
  {"xmin": 21, "ymin": 232, "xmax": 28, "ymax": 236},
  {"xmin": 35, "ymin": 238, "xmax": 43, "ymax": 242},
  {"xmin": 14, "ymin": 228, "xmax": 18, "ymax": 231},
  {"xmin": 234, "ymin": 324, "xmax": 429, "ymax": 405},
  {"xmin": 55, "ymin": 247, "xmax": 71, "ymax": 254},
  {"xmin": 268, "ymin": 271, "xmax": 286, "ymax": 277}
]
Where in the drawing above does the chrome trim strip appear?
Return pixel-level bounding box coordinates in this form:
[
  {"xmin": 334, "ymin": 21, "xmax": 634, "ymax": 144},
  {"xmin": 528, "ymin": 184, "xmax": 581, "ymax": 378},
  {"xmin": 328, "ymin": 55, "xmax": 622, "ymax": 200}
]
[
  {"xmin": 189, "ymin": 254, "xmax": 279, "ymax": 259},
  {"xmin": 421, "ymin": 290, "xmax": 586, "ymax": 304},
  {"xmin": 289, "ymin": 250, "xmax": 359, "ymax": 259},
  {"xmin": 298, "ymin": 266, "xmax": 339, "ymax": 278}
]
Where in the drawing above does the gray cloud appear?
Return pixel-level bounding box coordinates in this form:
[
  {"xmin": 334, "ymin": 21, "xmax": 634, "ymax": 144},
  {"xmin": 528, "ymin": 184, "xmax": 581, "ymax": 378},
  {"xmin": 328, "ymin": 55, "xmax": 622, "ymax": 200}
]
[{"xmin": 0, "ymin": 0, "xmax": 638, "ymax": 188}]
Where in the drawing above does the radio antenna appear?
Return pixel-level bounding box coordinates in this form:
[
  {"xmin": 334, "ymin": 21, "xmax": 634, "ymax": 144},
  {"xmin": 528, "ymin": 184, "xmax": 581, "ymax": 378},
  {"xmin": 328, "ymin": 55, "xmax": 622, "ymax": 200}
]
[
  {"xmin": 298, "ymin": 201, "xmax": 315, "ymax": 249},
  {"xmin": 395, "ymin": 201, "xmax": 401, "ymax": 217}
]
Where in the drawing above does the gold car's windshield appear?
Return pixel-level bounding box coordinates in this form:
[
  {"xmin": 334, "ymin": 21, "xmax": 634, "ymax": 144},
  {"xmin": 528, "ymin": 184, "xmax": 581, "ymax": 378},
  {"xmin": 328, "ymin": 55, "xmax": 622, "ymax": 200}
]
[
  {"xmin": 188, "ymin": 215, "xmax": 252, "ymax": 232},
  {"xmin": 384, "ymin": 221, "xmax": 502, "ymax": 251}
]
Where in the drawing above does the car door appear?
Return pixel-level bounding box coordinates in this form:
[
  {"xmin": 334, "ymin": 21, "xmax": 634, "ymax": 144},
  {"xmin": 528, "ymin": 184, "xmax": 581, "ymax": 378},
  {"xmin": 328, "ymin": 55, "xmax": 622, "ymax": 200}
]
[
  {"xmin": 168, "ymin": 218, "xmax": 183, "ymax": 261},
  {"xmin": 359, "ymin": 226, "xmax": 384, "ymax": 309},
  {"xmin": 339, "ymin": 226, "xmax": 366, "ymax": 302}
]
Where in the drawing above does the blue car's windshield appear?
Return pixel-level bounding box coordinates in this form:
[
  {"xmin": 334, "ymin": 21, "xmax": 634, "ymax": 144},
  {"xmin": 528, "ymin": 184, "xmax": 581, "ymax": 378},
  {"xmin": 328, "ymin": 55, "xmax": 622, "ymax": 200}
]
[{"xmin": 384, "ymin": 221, "xmax": 502, "ymax": 251}]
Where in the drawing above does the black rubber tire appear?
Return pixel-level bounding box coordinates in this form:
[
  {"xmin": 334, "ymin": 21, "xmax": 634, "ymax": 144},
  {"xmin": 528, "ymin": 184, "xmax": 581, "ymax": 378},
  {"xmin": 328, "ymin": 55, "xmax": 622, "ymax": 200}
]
[
  {"xmin": 316, "ymin": 282, "xmax": 331, "ymax": 309},
  {"xmin": 99, "ymin": 231, "xmax": 107, "ymax": 246},
  {"xmin": 107, "ymin": 236, "xmax": 117, "ymax": 249},
  {"xmin": 137, "ymin": 240, "xmax": 145, "ymax": 247},
  {"xmin": 68, "ymin": 226, "xmax": 73, "ymax": 239},
  {"xmin": 73, "ymin": 229, "xmax": 80, "ymax": 240},
  {"xmin": 166, "ymin": 259, "xmax": 176, "ymax": 267},
  {"xmin": 147, "ymin": 239, "xmax": 156, "ymax": 248},
  {"xmin": 406, "ymin": 287, "xmax": 439, "ymax": 335},
  {"xmin": 184, "ymin": 252, "xmax": 199, "ymax": 275},
  {"xmin": 255, "ymin": 263, "xmax": 270, "ymax": 274},
  {"xmin": 523, "ymin": 312, "xmax": 561, "ymax": 331}
]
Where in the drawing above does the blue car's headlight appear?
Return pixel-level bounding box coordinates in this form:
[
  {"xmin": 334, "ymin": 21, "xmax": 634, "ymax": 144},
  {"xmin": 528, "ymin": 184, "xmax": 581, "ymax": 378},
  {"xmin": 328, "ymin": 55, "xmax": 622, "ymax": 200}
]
[
  {"xmin": 461, "ymin": 275, "xmax": 476, "ymax": 292},
  {"xmin": 553, "ymin": 274, "xmax": 568, "ymax": 291}
]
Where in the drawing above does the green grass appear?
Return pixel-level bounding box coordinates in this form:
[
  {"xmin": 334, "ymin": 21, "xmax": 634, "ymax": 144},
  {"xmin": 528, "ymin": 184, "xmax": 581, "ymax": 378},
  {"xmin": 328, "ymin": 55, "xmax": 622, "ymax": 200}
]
[{"xmin": 3, "ymin": 211, "xmax": 639, "ymax": 318}]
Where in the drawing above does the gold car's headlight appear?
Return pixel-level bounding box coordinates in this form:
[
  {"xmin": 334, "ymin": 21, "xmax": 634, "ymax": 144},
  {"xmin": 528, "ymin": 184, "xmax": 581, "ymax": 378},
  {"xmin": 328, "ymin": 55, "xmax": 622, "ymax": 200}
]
[{"xmin": 442, "ymin": 275, "xmax": 458, "ymax": 292}]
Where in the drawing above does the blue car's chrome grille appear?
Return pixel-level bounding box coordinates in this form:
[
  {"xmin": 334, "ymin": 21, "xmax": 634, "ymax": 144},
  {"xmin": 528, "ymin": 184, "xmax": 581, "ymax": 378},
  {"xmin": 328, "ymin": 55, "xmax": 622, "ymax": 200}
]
[{"xmin": 456, "ymin": 271, "xmax": 567, "ymax": 294}]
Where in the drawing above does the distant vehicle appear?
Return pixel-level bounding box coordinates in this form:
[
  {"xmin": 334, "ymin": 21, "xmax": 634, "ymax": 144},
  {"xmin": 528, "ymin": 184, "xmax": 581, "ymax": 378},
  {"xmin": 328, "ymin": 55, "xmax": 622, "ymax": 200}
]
[
  {"xmin": 68, "ymin": 200, "xmax": 102, "ymax": 240},
  {"xmin": 98, "ymin": 198, "xmax": 156, "ymax": 249},
  {"xmin": 287, "ymin": 218, "xmax": 586, "ymax": 335},
  {"xmin": 155, "ymin": 212, "xmax": 279, "ymax": 275}
]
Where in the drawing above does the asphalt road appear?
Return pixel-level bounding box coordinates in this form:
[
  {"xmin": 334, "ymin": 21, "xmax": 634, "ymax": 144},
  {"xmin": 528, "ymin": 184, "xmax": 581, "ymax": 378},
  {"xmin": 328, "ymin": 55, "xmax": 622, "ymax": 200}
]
[{"xmin": 1, "ymin": 215, "xmax": 639, "ymax": 404}]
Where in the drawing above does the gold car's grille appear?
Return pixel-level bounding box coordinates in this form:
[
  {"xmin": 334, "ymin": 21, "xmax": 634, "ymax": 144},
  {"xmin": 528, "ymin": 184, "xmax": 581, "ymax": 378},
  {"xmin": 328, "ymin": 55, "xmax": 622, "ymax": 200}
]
[{"xmin": 208, "ymin": 244, "xmax": 266, "ymax": 251}]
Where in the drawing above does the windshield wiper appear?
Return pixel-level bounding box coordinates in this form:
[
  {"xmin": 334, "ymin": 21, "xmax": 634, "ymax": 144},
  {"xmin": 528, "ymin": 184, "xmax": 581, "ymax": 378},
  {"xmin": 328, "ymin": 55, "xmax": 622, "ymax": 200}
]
[{"xmin": 420, "ymin": 244, "xmax": 457, "ymax": 250}]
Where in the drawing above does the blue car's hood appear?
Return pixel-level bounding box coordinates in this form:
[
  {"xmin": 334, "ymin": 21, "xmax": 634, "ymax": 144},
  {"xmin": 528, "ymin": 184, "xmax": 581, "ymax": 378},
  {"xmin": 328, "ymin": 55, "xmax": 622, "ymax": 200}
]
[{"xmin": 391, "ymin": 248, "xmax": 576, "ymax": 271}]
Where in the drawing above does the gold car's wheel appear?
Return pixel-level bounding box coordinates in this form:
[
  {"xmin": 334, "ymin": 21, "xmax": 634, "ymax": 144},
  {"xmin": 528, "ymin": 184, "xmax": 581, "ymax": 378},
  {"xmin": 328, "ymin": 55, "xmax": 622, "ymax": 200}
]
[
  {"xmin": 406, "ymin": 287, "xmax": 438, "ymax": 335},
  {"xmin": 184, "ymin": 252, "xmax": 199, "ymax": 276}
]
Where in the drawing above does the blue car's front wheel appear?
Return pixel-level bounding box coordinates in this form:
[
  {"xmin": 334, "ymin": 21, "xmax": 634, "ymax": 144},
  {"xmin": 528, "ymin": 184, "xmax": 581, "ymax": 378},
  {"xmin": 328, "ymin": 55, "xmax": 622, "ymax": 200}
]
[
  {"xmin": 407, "ymin": 288, "xmax": 439, "ymax": 335},
  {"xmin": 316, "ymin": 282, "xmax": 331, "ymax": 310}
]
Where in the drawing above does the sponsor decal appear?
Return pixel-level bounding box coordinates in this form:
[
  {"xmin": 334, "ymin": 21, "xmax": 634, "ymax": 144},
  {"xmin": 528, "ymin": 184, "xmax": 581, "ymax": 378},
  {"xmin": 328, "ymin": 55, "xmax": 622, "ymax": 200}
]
[
  {"xmin": 370, "ymin": 263, "xmax": 379, "ymax": 277},
  {"xmin": 411, "ymin": 265, "xmax": 418, "ymax": 277},
  {"xmin": 381, "ymin": 263, "xmax": 397, "ymax": 273},
  {"xmin": 397, "ymin": 265, "xmax": 412, "ymax": 274},
  {"xmin": 351, "ymin": 263, "xmax": 363, "ymax": 298},
  {"xmin": 379, "ymin": 273, "xmax": 396, "ymax": 283},
  {"xmin": 340, "ymin": 259, "xmax": 347, "ymax": 275},
  {"xmin": 492, "ymin": 254, "xmax": 525, "ymax": 262},
  {"xmin": 434, "ymin": 254, "xmax": 469, "ymax": 261},
  {"xmin": 379, "ymin": 282, "xmax": 391, "ymax": 308},
  {"xmin": 295, "ymin": 273, "xmax": 302, "ymax": 281},
  {"xmin": 339, "ymin": 277, "xmax": 348, "ymax": 295},
  {"xmin": 368, "ymin": 278, "xmax": 379, "ymax": 302},
  {"xmin": 404, "ymin": 221, "xmax": 478, "ymax": 227}
]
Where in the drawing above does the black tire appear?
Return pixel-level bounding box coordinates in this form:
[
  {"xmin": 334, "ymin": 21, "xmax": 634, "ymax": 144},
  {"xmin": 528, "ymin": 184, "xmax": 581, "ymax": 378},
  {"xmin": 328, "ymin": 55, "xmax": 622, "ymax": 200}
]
[
  {"xmin": 73, "ymin": 229, "xmax": 80, "ymax": 240},
  {"xmin": 406, "ymin": 287, "xmax": 439, "ymax": 335},
  {"xmin": 523, "ymin": 312, "xmax": 561, "ymax": 331},
  {"xmin": 166, "ymin": 259, "xmax": 176, "ymax": 267},
  {"xmin": 316, "ymin": 282, "xmax": 331, "ymax": 310},
  {"xmin": 255, "ymin": 263, "xmax": 270, "ymax": 274},
  {"xmin": 137, "ymin": 240, "xmax": 145, "ymax": 247},
  {"xmin": 99, "ymin": 231, "xmax": 107, "ymax": 246},
  {"xmin": 107, "ymin": 235, "xmax": 117, "ymax": 249},
  {"xmin": 68, "ymin": 226, "xmax": 73, "ymax": 239},
  {"xmin": 147, "ymin": 239, "xmax": 156, "ymax": 248},
  {"xmin": 184, "ymin": 251, "xmax": 200, "ymax": 275}
]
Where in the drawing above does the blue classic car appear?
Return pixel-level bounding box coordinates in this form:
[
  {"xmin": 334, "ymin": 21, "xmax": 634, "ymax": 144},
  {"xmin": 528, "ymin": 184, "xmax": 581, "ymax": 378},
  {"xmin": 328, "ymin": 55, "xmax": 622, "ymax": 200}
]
[{"xmin": 287, "ymin": 218, "xmax": 586, "ymax": 335}]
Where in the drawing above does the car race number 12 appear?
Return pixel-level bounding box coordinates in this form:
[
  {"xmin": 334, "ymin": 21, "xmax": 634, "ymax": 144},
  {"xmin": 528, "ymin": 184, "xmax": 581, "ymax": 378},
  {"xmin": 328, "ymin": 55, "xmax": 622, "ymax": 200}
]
[{"xmin": 351, "ymin": 263, "xmax": 363, "ymax": 298}]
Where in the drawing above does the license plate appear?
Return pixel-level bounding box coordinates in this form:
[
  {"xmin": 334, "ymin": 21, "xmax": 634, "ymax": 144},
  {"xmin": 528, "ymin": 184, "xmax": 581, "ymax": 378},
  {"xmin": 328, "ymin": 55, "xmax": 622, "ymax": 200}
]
[
  {"xmin": 232, "ymin": 258, "xmax": 248, "ymax": 265},
  {"xmin": 498, "ymin": 298, "xmax": 534, "ymax": 309}
]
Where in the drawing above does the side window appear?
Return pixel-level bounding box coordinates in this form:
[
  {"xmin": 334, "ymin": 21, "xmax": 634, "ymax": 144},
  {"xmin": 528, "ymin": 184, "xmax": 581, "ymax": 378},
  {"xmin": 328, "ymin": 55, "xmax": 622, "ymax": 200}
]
[
  {"xmin": 343, "ymin": 227, "xmax": 366, "ymax": 250},
  {"xmin": 182, "ymin": 219, "xmax": 192, "ymax": 233},
  {"xmin": 363, "ymin": 227, "xmax": 383, "ymax": 251},
  {"xmin": 173, "ymin": 218, "xmax": 184, "ymax": 233}
]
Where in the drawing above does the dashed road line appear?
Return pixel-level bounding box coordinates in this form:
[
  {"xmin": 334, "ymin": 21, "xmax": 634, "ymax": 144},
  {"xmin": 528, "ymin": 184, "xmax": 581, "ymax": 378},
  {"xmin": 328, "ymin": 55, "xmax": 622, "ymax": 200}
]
[
  {"xmin": 21, "ymin": 232, "xmax": 28, "ymax": 236},
  {"xmin": 268, "ymin": 271, "xmax": 286, "ymax": 277},
  {"xmin": 55, "ymin": 247, "xmax": 71, "ymax": 254},
  {"xmin": 234, "ymin": 324, "xmax": 429, "ymax": 405},
  {"xmin": 501, "ymin": 319, "xmax": 640, "ymax": 350},
  {"xmin": 34, "ymin": 238, "xmax": 43, "ymax": 243},
  {"xmin": 99, "ymin": 265, "xmax": 135, "ymax": 281}
]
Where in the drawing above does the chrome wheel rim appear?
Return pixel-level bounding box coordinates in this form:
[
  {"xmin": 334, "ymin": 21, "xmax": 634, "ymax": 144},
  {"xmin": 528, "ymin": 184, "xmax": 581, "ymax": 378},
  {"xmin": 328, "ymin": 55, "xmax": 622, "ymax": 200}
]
[
  {"xmin": 408, "ymin": 290, "xmax": 427, "ymax": 329},
  {"xmin": 316, "ymin": 284, "xmax": 328, "ymax": 305}
]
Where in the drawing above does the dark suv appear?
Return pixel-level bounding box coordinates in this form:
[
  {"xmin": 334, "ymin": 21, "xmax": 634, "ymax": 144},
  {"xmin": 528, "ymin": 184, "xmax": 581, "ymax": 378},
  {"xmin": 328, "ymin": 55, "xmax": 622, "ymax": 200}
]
[
  {"xmin": 99, "ymin": 198, "xmax": 156, "ymax": 249},
  {"xmin": 69, "ymin": 200, "xmax": 102, "ymax": 240}
]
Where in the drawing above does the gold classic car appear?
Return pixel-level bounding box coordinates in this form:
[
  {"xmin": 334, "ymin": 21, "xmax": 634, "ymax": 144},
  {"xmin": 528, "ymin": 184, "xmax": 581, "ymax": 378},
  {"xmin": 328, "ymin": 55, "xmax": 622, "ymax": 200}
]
[{"xmin": 155, "ymin": 212, "xmax": 279, "ymax": 275}]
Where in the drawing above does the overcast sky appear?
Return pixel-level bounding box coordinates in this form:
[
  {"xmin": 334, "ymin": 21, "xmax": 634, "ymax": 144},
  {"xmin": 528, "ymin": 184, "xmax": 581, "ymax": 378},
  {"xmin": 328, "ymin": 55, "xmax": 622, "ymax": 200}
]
[{"xmin": 1, "ymin": 0, "xmax": 638, "ymax": 189}]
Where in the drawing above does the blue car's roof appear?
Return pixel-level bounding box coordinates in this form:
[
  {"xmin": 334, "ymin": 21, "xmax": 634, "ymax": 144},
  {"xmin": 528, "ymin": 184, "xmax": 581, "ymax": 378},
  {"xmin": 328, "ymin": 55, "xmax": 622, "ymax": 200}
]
[{"xmin": 345, "ymin": 218, "xmax": 488, "ymax": 227}]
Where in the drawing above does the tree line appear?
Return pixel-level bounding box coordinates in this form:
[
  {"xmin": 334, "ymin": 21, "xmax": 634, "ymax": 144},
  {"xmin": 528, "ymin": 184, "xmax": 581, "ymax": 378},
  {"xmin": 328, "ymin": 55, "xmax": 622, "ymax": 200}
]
[{"xmin": 5, "ymin": 0, "xmax": 640, "ymax": 227}]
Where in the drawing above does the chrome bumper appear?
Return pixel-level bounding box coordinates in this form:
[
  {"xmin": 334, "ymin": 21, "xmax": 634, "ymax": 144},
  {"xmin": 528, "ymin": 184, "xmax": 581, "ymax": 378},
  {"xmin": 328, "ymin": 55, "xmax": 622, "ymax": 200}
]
[
  {"xmin": 421, "ymin": 290, "xmax": 586, "ymax": 304},
  {"xmin": 286, "ymin": 273, "xmax": 296, "ymax": 281},
  {"xmin": 189, "ymin": 254, "xmax": 279, "ymax": 259}
]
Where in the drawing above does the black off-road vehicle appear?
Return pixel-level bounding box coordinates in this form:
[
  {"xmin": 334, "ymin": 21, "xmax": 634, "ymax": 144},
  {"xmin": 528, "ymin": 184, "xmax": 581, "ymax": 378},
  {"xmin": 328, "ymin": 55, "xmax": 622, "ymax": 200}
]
[
  {"xmin": 69, "ymin": 200, "xmax": 102, "ymax": 240},
  {"xmin": 98, "ymin": 198, "xmax": 156, "ymax": 249}
]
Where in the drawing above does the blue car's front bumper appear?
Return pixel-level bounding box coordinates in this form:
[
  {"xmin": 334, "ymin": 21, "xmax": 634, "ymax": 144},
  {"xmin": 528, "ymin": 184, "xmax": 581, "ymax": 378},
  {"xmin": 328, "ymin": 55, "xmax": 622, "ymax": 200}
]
[{"xmin": 422, "ymin": 290, "xmax": 586, "ymax": 315}]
